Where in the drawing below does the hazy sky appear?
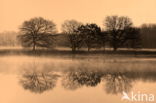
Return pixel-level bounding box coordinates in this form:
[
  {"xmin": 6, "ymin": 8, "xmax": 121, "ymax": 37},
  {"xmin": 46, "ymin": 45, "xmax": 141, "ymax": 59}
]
[{"xmin": 1, "ymin": 0, "xmax": 156, "ymax": 32}]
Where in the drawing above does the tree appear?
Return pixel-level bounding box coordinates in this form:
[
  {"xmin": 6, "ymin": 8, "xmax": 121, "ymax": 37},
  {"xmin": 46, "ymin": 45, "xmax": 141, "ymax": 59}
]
[
  {"xmin": 61, "ymin": 20, "xmax": 83, "ymax": 52},
  {"xmin": 98, "ymin": 31, "xmax": 109, "ymax": 51},
  {"xmin": 140, "ymin": 24, "xmax": 156, "ymax": 48},
  {"xmin": 77, "ymin": 23, "xmax": 102, "ymax": 51},
  {"xmin": 104, "ymin": 16, "xmax": 140, "ymax": 51},
  {"xmin": 0, "ymin": 31, "xmax": 19, "ymax": 46},
  {"xmin": 123, "ymin": 27, "xmax": 141, "ymax": 49},
  {"xmin": 18, "ymin": 17, "xmax": 57, "ymax": 51}
]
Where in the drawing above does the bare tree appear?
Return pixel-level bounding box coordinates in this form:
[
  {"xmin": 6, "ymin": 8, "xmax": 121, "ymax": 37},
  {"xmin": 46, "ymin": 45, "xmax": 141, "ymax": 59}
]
[
  {"xmin": 18, "ymin": 17, "xmax": 57, "ymax": 51},
  {"xmin": 61, "ymin": 20, "xmax": 83, "ymax": 52},
  {"xmin": 140, "ymin": 24, "xmax": 156, "ymax": 48},
  {"xmin": 104, "ymin": 16, "xmax": 140, "ymax": 51},
  {"xmin": 98, "ymin": 31, "xmax": 109, "ymax": 51},
  {"xmin": 77, "ymin": 23, "xmax": 102, "ymax": 51},
  {"xmin": 123, "ymin": 27, "xmax": 141, "ymax": 49},
  {"xmin": 0, "ymin": 31, "xmax": 19, "ymax": 46}
]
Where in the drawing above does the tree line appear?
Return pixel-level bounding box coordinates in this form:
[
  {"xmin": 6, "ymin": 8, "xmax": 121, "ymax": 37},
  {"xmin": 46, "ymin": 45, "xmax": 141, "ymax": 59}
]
[
  {"xmin": 141, "ymin": 24, "xmax": 156, "ymax": 48},
  {"xmin": 0, "ymin": 31, "xmax": 18, "ymax": 46},
  {"xmin": 15, "ymin": 16, "xmax": 155, "ymax": 51}
]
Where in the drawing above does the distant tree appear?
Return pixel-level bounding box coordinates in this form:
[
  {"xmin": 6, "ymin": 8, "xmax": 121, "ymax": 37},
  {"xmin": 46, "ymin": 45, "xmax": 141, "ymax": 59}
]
[
  {"xmin": 61, "ymin": 20, "xmax": 83, "ymax": 52},
  {"xmin": 77, "ymin": 23, "xmax": 102, "ymax": 51},
  {"xmin": 0, "ymin": 31, "xmax": 19, "ymax": 46},
  {"xmin": 124, "ymin": 27, "xmax": 141, "ymax": 49},
  {"xmin": 104, "ymin": 16, "xmax": 140, "ymax": 51},
  {"xmin": 140, "ymin": 24, "xmax": 156, "ymax": 48},
  {"xmin": 98, "ymin": 31, "xmax": 109, "ymax": 51},
  {"xmin": 18, "ymin": 17, "xmax": 57, "ymax": 51}
]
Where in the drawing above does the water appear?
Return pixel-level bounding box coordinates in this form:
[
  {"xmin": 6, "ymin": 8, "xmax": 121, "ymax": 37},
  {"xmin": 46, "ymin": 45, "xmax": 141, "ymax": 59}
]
[{"xmin": 0, "ymin": 55, "xmax": 156, "ymax": 103}]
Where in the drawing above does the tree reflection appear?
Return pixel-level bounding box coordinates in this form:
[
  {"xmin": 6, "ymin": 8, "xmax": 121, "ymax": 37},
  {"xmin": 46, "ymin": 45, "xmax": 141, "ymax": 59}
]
[
  {"xmin": 19, "ymin": 62, "xmax": 156, "ymax": 95},
  {"xmin": 103, "ymin": 72, "xmax": 133, "ymax": 94},
  {"xmin": 19, "ymin": 64, "xmax": 60, "ymax": 93},
  {"xmin": 62, "ymin": 68, "xmax": 103, "ymax": 90}
]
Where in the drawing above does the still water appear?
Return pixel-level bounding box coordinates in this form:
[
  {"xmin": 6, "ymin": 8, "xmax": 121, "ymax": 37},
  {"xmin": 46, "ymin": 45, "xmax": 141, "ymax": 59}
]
[{"xmin": 0, "ymin": 55, "xmax": 156, "ymax": 103}]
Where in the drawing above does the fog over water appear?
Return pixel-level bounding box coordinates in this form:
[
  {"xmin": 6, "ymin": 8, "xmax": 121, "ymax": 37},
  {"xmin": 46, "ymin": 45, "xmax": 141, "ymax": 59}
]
[{"xmin": 0, "ymin": 55, "xmax": 156, "ymax": 103}]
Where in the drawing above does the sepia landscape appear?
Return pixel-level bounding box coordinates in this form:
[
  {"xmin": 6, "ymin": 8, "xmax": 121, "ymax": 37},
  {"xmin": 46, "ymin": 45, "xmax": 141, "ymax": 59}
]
[{"xmin": 1, "ymin": 0, "xmax": 156, "ymax": 103}]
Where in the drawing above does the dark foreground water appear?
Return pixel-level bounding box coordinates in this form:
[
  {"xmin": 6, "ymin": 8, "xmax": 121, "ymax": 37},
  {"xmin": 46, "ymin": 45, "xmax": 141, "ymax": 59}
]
[{"xmin": 0, "ymin": 55, "xmax": 156, "ymax": 103}]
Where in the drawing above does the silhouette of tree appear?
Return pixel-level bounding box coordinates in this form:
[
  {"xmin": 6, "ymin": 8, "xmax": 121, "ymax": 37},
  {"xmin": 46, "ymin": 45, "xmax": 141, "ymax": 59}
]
[
  {"xmin": 103, "ymin": 72, "xmax": 133, "ymax": 94},
  {"xmin": 0, "ymin": 31, "xmax": 19, "ymax": 46},
  {"xmin": 104, "ymin": 16, "xmax": 140, "ymax": 51},
  {"xmin": 62, "ymin": 68, "xmax": 103, "ymax": 90},
  {"xmin": 18, "ymin": 17, "xmax": 57, "ymax": 51},
  {"xmin": 77, "ymin": 23, "xmax": 102, "ymax": 51},
  {"xmin": 61, "ymin": 20, "xmax": 83, "ymax": 52},
  {"xmin": 123, "ymin": 27, "xmax": 141, "ymax": 49},
  {"xmin": 140, "ymin": 24, "xmax": 156, "ymax": 48},
  {"xmin": 98, "ymin": 31, "xmax": 109, "ymax": 51},
  {"xmin": 19, "ymin": 68, "xmax": 59, "ymax": 93}
]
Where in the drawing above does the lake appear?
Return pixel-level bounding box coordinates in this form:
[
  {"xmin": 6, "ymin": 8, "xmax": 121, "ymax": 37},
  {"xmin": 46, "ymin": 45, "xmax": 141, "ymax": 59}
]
[{"xmin": 0, "ymin": 55, "xmax": 156, "ymax": 103}]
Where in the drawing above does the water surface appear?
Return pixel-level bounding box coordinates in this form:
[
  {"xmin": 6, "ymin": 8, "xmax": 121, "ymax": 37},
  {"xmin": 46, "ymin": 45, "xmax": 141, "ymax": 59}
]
[{"xmin": 0, "ymin": 55, "xmax": 156, "ymax": 103}]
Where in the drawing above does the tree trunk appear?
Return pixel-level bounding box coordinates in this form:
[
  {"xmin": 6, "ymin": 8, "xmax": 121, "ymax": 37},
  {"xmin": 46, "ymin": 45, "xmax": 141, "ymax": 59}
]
[
  {"xmin": 113, "ymin": 41, "xmax": 118, "ymax": 51},
  {"xmin": 33, "ymin": 43, "xmax": 36, "ymax": 51},
  {"xmin": 32, "ymin": 34, "xmax": 36, "ymax": 51},
  {"xmin": 87, "ymin": 47, "xmax": 90, "ymax": 52},
  {"xmin": 113, "ymin": 46, "xmax": 117, "ymax": 51},
  {"xmin": 103, "ymin": 43, "xmax": 106, "ymax": 52},
  {"xmin": 72, "ymin": 47, "xmax": 76, "ymax": 52}
]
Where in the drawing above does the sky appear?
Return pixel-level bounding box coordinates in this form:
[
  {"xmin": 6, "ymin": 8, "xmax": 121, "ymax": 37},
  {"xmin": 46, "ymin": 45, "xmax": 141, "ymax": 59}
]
[{"xmin": 1, "ymin": 0, "xmax": 156, "ymax": 32}]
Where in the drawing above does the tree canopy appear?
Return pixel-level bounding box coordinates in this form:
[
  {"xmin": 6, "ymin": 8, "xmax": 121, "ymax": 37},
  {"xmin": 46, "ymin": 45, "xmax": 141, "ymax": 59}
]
[
  {"xmin": 77, "ymin": 23, "xmax": 102, "ymax": 51},
  {"xmin": 104, "ymin": 16, "xmax": 140, "ymax": 51},
  {"xmin": 18, "ymin": 17, "xmax": 57, "ymax": 51},
  {"xmin": 61, "ymin": 20, "xmax": 83, "ymax": 51}
]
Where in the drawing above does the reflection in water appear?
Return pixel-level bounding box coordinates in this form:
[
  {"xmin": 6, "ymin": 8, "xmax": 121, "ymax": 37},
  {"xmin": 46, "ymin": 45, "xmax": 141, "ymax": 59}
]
[
  {"xmin": 62, "ymin": 68, "xmax": 103, "ymax": 90},
  {"xmin": 62, "ymin": 70, "xmax": 133, "ymax": 94},
  {"xmin": 19, "ymin": 64, "xmax": 60, "ymax": 93},
  {"xmin": 104, "ymin": 72, "xmax": 133, "ymax": 94},
  {"xmin": 18, "ymin": 61, "xmax": 156, "ymax": 94}
]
